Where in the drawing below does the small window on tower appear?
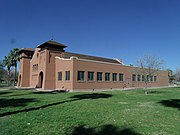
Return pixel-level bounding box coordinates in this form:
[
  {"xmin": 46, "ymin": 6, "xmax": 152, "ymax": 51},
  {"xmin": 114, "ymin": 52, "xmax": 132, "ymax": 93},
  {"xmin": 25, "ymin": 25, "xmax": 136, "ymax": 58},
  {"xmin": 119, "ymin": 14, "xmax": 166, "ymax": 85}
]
[
  {"xmin": 65, "ymin": 71, "xmax": 70, "ymax": 80},
  {"xmin": 58, "ymin": 72, "xmax": 62, "ymax": 81}
]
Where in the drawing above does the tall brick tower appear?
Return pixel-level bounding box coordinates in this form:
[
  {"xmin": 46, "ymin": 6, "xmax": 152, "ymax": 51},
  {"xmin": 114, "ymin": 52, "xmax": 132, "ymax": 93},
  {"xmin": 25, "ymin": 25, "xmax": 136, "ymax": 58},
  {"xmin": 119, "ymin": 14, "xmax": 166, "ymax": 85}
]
[
  {"xmin": 18, "ymin": 48, "xmax": 34, "ymax": 87},
  {"xmin": 36, "ymin": 40, "xmax": 67, "ymax": 89}
]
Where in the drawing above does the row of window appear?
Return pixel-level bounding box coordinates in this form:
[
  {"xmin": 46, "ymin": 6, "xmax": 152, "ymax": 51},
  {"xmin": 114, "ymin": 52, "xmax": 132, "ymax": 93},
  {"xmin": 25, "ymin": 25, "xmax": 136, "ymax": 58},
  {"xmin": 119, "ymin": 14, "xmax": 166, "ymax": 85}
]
[
  {"xmin": 58, "ymin": 71, "xmax": 70, "ymax": 81},
  {"xmin": 78, "ymin": 71, "xmax": 124, "ymax": 81},
  {"xmin": 33, "ymin": 64, "xmax": 38, "ymax": 71},
  {"xmin": 58, "ymin": 71, "xmax": 124, "ymax": 81},
  {"xmin": 132, "ymin": 74, "xmax": 157, "ymax": 82},
  {"xmin": 58, "ymin": 71, "xmax": 158, "ymax": 82}
]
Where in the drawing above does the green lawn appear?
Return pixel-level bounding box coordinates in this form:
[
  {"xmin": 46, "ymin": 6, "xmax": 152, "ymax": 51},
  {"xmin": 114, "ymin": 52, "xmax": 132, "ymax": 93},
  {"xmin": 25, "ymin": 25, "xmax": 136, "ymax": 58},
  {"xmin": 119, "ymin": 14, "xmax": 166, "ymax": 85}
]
[{"xmin": 0, "ymin": 87, "xmax": 179, "ymax": 135}]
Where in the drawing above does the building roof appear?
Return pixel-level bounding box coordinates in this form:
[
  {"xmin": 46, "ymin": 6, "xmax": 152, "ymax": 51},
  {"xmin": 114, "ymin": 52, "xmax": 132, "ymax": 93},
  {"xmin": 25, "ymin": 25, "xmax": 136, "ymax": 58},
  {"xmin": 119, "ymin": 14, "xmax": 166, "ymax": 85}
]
[
  {"xmin": 19, "ymin": 48, "xmax": 34, "ymax": 54},
  {"xmin": 62, "ymin": 52, "xmax": 122, "ymax": 64},
  {"xmin": 37, "ymin": 40, "xmax": 67, "ymax": 49},
  {"xmin": 36, "ymin": 40, "xmax": 122, "ymax": 64}
]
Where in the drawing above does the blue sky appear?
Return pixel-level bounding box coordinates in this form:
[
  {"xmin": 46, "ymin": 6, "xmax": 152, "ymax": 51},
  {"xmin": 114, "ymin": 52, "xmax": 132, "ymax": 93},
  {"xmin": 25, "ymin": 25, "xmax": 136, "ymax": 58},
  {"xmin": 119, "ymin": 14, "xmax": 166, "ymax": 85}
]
[{"xmin": 0, "ymin": 0, "xmax": 180, "ymax": 70}]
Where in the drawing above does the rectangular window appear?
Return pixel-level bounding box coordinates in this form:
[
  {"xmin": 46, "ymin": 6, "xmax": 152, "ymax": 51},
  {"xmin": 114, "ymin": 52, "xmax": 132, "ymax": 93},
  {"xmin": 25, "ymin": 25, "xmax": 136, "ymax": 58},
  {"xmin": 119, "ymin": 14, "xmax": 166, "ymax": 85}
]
[
  {"xmin": 147, "ymin": 75, "xmax": 150, "ymax": 82},
  {"xmin": 65, "ymin": 71, "xmax": 70, "ymax": 80},
  {"xmin": 119, "ymin": 73, "xmax": 124, "ymax": 81},
  {"xmin": 97, "ymin": 72, "xmax": 103, "ymax": 81},
  {"xmin": 132, "ymin": 74, "xmax": 136, "ymax": 81},
  {"xmin": 154, "ymin": 76, "xmax": 157, "ymax": 82},
  {"xmin": 112, "ymin": 73, "xmax": 117, "ymax": 81},
  {"xmin": 150, "ymin": 76, "xmax": 153, "ymax": 82},
  {"xmin": 88, "ymin": 71, "xmax": 94, "ymax": 81},
  {"xmin": 105, "ymin": 73, "xmax": 110, "ymax": 81},
  {"xmin": 142, "ymin": 75, "xmax": 145, "ymax": 81},
  {"xmin": 58, "ymin": 72, "xmax": 62, "ymax": 81},
  {"xmin": 40, "ymin": 55, "xmax": 41, "ymax": 64},
  {"xmin": 49, "ymin": 52, "xmax": 51, "ymax": 63},
  {"xmin": 137, "ymin": 75, "xmax": 141, "ymax": 82},
  {"xmin": 78, "ymin": 71, "xmax": 85, "ymax": 81}
]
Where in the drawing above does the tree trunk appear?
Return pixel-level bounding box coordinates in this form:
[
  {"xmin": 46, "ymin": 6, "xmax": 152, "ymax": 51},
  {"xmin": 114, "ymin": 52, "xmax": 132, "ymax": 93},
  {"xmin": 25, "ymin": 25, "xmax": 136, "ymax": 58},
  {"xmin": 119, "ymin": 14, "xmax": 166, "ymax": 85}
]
[
  {"xmin": 7, "ymin": 67, "xmax": 10, "ymax": 86},
  {"xmin": 144, "ymin": 81, "xmax": 148, "ymax": 95},
  {"xmin": 144, "ymin": 90, "xmax": 148, "ymax": 95},
  {"xmin": 14, "ymin": 63, "xmax": 17, "ymax": 86},
  {"xmin": 14, "ymin": 67, "xmax": 15, "ymax": 86}
]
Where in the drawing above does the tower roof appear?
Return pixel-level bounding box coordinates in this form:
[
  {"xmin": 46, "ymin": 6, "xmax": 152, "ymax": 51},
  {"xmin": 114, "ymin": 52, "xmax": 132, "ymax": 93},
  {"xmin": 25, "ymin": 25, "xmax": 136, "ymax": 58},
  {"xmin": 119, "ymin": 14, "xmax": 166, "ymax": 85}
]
[
  {"xmin": 19, "ymin": 48, "xmax": 34, "ymax": 54},
  {"xmin": 37, "ymin": 40, "xmax": 67, "ymax": 49}
]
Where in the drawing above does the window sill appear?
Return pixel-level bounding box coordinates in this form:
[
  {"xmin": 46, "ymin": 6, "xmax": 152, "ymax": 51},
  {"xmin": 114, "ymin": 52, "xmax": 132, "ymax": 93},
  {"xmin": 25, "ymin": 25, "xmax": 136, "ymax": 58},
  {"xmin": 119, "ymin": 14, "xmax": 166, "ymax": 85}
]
[
  {"xmin": 77, "ymin": 80, "xmax": 86, "ymax": 83},
  {"xmin": 87, "ymin": 81, "xmax": 95, "ymax": 83},
  {"xmin": 97, "ymin": 81, "xmax": 103, "ymax": 83}
]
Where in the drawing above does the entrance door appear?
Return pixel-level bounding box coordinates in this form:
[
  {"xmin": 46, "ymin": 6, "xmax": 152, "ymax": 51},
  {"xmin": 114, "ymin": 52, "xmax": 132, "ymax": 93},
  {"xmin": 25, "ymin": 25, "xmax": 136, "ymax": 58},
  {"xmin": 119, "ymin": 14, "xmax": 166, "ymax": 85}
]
[
  {"xmin": 39, "ymin": 71, "xmax": 43, "ymax": 88},
  {"xmin": 18, "ymin": 75, "xmax": 21, "ymax": 86}
]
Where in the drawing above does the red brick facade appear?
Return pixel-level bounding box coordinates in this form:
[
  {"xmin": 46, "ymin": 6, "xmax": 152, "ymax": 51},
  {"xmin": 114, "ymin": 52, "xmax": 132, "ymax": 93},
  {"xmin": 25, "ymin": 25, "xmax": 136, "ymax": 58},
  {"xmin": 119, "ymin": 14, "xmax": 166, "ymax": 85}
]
[{"xmin": 18, "ymin": 40, "xmax": 169, "ymax": 91}]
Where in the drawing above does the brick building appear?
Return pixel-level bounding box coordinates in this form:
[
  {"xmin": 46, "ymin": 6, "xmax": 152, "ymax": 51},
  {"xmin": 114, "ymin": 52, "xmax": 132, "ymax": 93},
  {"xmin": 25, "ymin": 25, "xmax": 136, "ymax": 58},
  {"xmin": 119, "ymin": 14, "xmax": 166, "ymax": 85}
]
[{"xmin": 18, "ymin": 40, "xmax": 169, "ymax": 91}]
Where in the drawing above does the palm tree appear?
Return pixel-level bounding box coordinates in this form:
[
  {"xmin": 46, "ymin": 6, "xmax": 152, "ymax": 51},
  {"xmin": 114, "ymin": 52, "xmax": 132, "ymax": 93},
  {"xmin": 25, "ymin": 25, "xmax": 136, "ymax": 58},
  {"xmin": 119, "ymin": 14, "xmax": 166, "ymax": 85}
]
[
  {"xmin": 0, "ymin": 60, "xmax": 4, "ymax": 75},
  {"xmin": 10, "ymin": 48, "xmax": 20, "ymax": 86},
  {"xmin": 3, "ymin": 55, "xmax": 13, "ymax": 86}
]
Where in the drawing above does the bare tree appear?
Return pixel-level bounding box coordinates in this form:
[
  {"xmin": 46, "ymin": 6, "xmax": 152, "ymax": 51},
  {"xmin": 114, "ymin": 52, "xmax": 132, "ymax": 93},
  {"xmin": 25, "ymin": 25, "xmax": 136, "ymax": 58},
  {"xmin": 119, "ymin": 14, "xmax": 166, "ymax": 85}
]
[
  {"xmin": 167, "ymin": 69, "xmax": 175, "ymax": 84},
  {"xmin": 175, "ymin": 68, "xmax": 180, "ymax": 83},
  {"xmin": 134, "ymin": 55, "xmax": 165, "ymax": 94}
]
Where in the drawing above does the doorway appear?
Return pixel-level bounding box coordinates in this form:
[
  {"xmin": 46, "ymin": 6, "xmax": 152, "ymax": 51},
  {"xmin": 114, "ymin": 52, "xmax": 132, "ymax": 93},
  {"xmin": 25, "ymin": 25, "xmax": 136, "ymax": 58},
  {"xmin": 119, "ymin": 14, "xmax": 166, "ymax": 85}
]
[
  {"xmin": 38, "ymin": 71, "xmax": 43, "ymax": 88},
  {"xmin": 18, "ymin": 75, "xmax": 21, "ymax": 86}
]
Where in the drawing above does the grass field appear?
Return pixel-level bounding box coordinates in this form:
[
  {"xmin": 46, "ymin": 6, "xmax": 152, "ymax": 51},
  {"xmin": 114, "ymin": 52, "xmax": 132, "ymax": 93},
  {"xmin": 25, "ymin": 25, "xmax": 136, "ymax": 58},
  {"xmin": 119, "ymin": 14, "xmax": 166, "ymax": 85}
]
[{"xmin": 0, "ymin": 87, "xmax": 179, "ymax": 135}]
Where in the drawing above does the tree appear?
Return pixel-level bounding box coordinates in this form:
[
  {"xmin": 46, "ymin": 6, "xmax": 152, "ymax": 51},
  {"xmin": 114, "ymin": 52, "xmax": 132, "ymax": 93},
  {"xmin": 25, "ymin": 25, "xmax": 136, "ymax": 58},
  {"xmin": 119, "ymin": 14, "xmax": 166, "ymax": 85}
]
[
  {"xmin": 167, "ymin": 69, "xmax": 175, "ymax": 84},
  {"xmin": 0, "ymin": 60, "xmax": 4, "ymax": 75},
  {"xmin": 3, "ymin": 55, "xmax": 13, "ymax": 86},
  {"xmin": 0, "ymin": 60, "xmax": 6, "ymax": 81},
  {"xmin": 135, "ymin": 55, "xmax": 165, "ymax": 94},
  {"xmin": 175, "ymin": 68, "xmax": 180, "ymax": 83},
  {"xmin": 9, "ymin": 48, "xmax": 20, "ymax": 85}
]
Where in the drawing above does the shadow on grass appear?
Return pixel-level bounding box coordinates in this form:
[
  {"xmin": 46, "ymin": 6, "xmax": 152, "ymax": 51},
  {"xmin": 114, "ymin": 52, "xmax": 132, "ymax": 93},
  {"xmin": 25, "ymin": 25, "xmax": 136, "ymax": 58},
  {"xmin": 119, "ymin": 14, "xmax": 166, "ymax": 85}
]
[
  {"xmin": 0, "ymin": 93, "xmax": 112, "ymax": 117},
  {"xmin": 0, "ymin": 91, "xmax": 12, "ymax": 95},
  {"xmin": 0, "ymin": 98, "xmax": 39, "ymax": 108},
  {"xmin": 32, "ymin": 91, "xmax": 57, "ymax": 94},
  {"xmin": 148, "ymin": 91, "xmax": 165, "ymax": 94},
  {"xmin": 5, "ymin": 93, "xmax": 33, "ymax": 97},
  {"xmin": 32, "ymin": 90, "xmax": 67, "ymax": 94},
  {"xmin": 0, "ymin": 99, "xmax": 69, "ymax": 117},
  {"xmin": 71, "ymin": 124, "xmax": 141, "ymax": 135},
  {"xmin": 9, "ymin": 87, "xmax": 36, "ymax": 90},
  {"xmin": 70, "ymin": 93, "xmax": 112, "ymax": 100},
  {"xmin": 1, "ymin": 90, "xmax": 65, "ymax": 97},
  {"xmin": 158, "ymin": 99, "xmax": 180, "ymax": 110}
]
